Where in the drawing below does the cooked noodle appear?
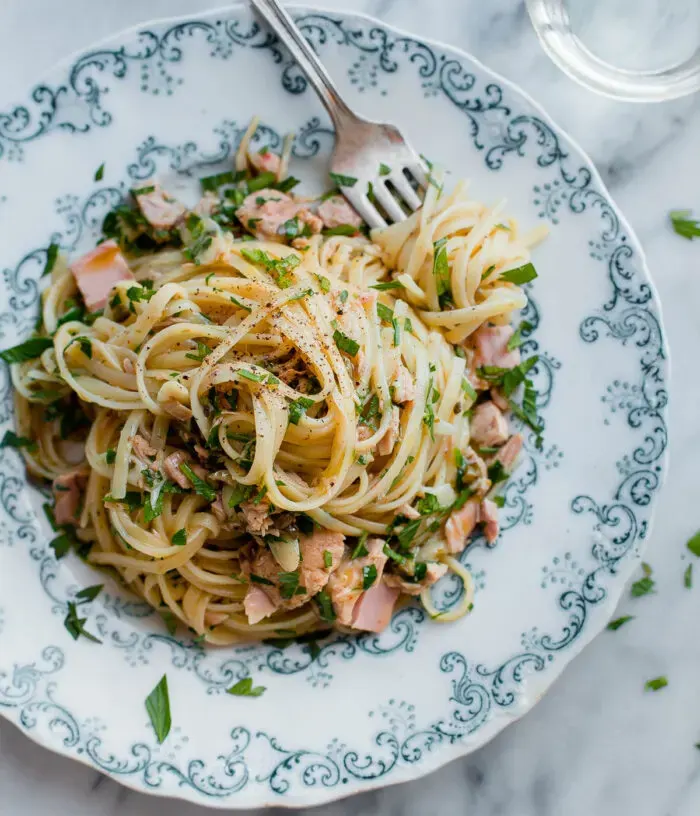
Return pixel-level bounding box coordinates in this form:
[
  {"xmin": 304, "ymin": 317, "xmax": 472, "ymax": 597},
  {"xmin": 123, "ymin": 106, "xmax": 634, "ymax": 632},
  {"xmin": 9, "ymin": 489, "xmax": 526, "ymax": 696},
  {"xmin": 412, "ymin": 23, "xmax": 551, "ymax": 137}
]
[{"xmin": 5, "ymin": 124, "xmax": 544, "ymax": 644}]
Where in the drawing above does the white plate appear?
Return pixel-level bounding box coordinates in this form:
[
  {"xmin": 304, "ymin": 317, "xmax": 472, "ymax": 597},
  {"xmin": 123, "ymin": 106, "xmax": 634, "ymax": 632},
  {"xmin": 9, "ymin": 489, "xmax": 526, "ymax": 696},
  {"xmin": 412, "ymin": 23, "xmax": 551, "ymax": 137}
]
[{"xmin": 0, "ymin": 4, "xmax": 669, "ymax": 809}]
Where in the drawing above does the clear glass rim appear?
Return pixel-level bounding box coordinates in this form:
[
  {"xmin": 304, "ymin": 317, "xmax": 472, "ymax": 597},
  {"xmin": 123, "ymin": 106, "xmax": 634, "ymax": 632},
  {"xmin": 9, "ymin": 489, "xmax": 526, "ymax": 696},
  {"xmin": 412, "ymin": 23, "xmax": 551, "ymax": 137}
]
[{"xmin": 526, "ymin": 0, "xmax": 700, "ymax": 102}]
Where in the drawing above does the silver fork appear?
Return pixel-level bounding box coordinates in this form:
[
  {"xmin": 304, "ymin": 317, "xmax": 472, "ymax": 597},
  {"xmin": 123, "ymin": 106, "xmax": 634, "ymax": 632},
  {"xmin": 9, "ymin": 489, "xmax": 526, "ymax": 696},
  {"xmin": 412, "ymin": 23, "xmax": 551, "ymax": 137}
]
[{"xmin": 248, "ymin": 0, "xmax": 429, "ymax": 228}]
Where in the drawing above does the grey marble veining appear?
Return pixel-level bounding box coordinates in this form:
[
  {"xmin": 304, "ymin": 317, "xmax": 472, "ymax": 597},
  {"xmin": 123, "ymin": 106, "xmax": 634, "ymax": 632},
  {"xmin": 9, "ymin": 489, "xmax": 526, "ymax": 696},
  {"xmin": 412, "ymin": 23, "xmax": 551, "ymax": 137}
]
[{"xmin": 1, "ymin": 1, "xmax": 700, "ymax": 815}]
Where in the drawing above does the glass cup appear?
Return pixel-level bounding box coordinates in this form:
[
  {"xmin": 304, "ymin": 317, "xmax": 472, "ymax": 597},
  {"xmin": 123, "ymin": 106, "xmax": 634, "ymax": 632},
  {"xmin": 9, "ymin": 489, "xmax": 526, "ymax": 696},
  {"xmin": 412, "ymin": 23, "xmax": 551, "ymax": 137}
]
[{"xmin": 526, "ymin": 0, "xmax": 700, "ymax": 101}]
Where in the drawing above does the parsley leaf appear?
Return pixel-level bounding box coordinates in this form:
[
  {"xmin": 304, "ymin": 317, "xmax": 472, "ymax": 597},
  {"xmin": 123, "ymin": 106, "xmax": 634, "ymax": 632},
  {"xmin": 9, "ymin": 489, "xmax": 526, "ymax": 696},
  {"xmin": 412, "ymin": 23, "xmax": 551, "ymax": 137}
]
[
  {"xmin": 362, "ymin": 563, "xmax": 377, "ymax": 590},
  {"xmin": 240, "ymin": 248, "xmax": 300, "ymax": 288},
  {"xmin": 607, "ymin": 615, "xmax": 634, "ymax": 631},
  {"xmin": 64, "ymin": 601, "xmax": 102, "ymax": 643},
  {"xmin": 333, "ymin": 329, "xmax": 359, "ymax": 357},
  {"xmin": 0, "ymin": 336, "xmax": 53, "ymax": 364},
  {"xmin": 432, "ymin": 237, "xmax": 451, "ymax": 302},
  {"xmin": 288, "ymin": 396, "xmax": 314, "ymax": 425},
  {"xmin": 687, "ymin": 530, "xmax": 700, "ymax": 557},
  {"xmin": 507, "ymin": 320, "xmax": 533, "ymax": 351},
  {"xmin": 227, "ymin": 677, "xmax": 266, "ymax": 697},
  {"xmin": 0, "ymin": 430, "xmax": 37, "ymax": 452},
  {"xmin": 228, "ymin": 483, "xmax": 254, "ymax": 508},
  {"xmin": 630, "ymin": 563, "xmax": 655, "ymax": 598},
  {"xmin": 322, "ymin": 224, "xmax": 359, "ymax": 236},
  {"xmin": 94, "ymin": 163, "xmax": 105, "ymax": 181},
  {"xmin": 172, "ymin": 528, "xmax": 187, "ymax": 546},
  {"xmin": 278, "ymin": 570, "xmax": 305, "ymax": 600},
  {"xmin": 184, "ymin": 341, "xmax": 212, "ymax": 363},
  {"xmin": 376, "ymin": 302, "xmax": 394, "ymax": 323},
  {"xmin": 645, "ymin": 676, "xmax": 668, "ymax": 692},
  {"xmin": 379, "ymin": 163, "xmax": 391, "ymax": 176},
  {"xmin": 500, "ymin": 263, "xmax": 538, "ymax": 285},
  {"xmin": 669, "ymin": 209, "xmax": 700, "ymax": 240},
  {"xmin": 250, "ymin": 573, "xmax": 275, "ymax": 586},
  {"xmin": 179, "ymin": 463, "xmax": 216, "ymax": 501},
  {"xmin": 370, "ymin": 280, "xmax": 404, "ymax": 291},
  {"xmin": 43, "ymin": 243, "xmax": 59, "ymax": 277},
  {"xmin": 329, "ymin": 172, "xmax": 358, "ymax": 188},
  {"xmin": 685, "ymin": 563, "xmax": 693, "ymax": 589},
  {"xmin": 75, "ymin": 584, "xmax": 103, "ymax": 603},
  {"xmin": 352, "ymin": 531, "xmax": 369, "ymax": 559},
  {"xmin": 145, "ymin": 674, "xmax": 172, "ymax": 743},
  {"xmin": 315, "ymin": 589, "xmax": 336, "ymax": 621}
]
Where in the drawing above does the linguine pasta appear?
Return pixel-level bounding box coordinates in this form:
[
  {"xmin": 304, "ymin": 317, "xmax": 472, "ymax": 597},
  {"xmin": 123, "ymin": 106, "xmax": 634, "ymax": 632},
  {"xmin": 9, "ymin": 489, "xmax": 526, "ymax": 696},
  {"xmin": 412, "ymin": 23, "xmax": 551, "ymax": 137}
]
[{"xmin": 3, "ymin": 125, "xmax": 545, "ymax": 645}]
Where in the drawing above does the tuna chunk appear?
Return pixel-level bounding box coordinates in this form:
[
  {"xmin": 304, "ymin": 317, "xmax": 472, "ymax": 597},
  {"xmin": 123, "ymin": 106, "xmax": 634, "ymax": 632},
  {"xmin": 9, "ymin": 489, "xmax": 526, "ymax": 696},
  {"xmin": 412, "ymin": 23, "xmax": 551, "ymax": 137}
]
[
  {"xmin": 244, "ymin": 585, "xmax": 278, "ymax": 625},
  {"xmin": 52, "ymin": 471, "xmax": 86, "ymax": 525},
  {"xmin": 377, "ymin": 406, "xmax": 400, "ymax": 456},
  {"xmin": 391, "ymin": 363, "xmax": 415, "ymax": 404},
  {"xmin": 444, "ymin": 498, "xmax": 480, "ymax": 555},
  {"xmin": 495, "ymin": 433, "xmax": 523, "ymax": 472},
  {"xmin": 131, "ymin": 434, "xmax": 156, "ymax": 462},
  {"xmin": 317, "ymin": 195, "xmax": 362, "ymax": 231},
  {"xmin": 351, "ymin": 581, "xmax": 399, "ymax": 632},
  {"xmin": 237, "ymin": 189, "xmax": 322, "ymax": 241},
  {"xmin": 249, "ymin": 147, "xmax": 281, "ymax": 175},
  {"xmin": 240, "ymin": 500, "xmax": 273, "ymax": 537},
  {"xmin": 473, "ymin": 325, "xmax": 520, "ymax": 370},
  {"xmin": 134, "ymin": 185, "xmax": 186, "ymax": 229},
  {"xmin": 328, "ymin": 537, "xmax": 388, "ymax": 625},
  {"xmin": 163, "ymin": 451, "xmax": 190, "ymax": 488},
  {"xmin": 161, "ymin": 400, "xmax": 193, "ymax": 422},
  {"xmin": 480, "ymin": 498, "xmax": 500, "ymax": 544},
  {"xmin": 470, "ymin": 401, "xmax": 509, "ymax": 448},
  {"xmin": 299, "ymin": 530, "xmax": 345, "ymax": 598},
  {"xmin": 70, "ymin": 240, "xmax": 133, "ymax": 311}
]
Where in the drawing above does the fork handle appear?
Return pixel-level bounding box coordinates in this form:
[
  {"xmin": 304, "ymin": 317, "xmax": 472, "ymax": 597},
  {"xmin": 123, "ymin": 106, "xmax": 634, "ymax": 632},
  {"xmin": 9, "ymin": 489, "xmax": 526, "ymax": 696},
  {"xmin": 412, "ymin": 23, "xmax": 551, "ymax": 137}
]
[{"xmin": 248, "ymin": 0, "xmax": 355, "ymax": 128}]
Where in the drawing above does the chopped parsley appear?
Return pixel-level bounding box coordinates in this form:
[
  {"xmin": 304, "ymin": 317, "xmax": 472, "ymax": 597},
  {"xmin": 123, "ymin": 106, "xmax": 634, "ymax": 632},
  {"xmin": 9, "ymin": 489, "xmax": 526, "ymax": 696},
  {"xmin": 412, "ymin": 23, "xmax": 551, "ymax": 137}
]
[
  {"xmin": 644, "ymin": 676, "xmax": 668, "ymax": 692},
  {"xmin": 94, "ymin": 163, "xmax": 105, "ymax": 182},
  {"xmin": 383, "ymin": 543, "xmax": 410, "ymax": 566},
  {"xmin": 323, "ymin": 549, "xmax": 333, "ymax": 568},
  {"xmin": 182, "ymin": 213, "xmax": 216, "ymax": 265},
  {"xmin": 461, "ymin": 378, "xmax": 477, "ymax": 402},
  {"xmin": 184, "ymin": 341, "xmax": 212, "ymax": 363},
  {"xmin": 379, "ymin": 163, "xmax": 391, "ymax": 176},
  {"xmin": 227, "ymin": 677, "xmax": 266, "ymax": 697},
  {"xmin": 499, "ymin": 262, "xmax": 538, "ymax": 285},
  {"xmin": 607, "ymin": 615, "xmax": 634, "ymax": 631},
  {"xmin": 413, "ymin": 562, "xmax": 428, "ymax": 582},
  {"xmin": 238, "ymin": 369, "xmax": 265, "ymax": 383},
  {"xmin": 200, "ymin": 169, "xmax": 241, "ymax": 192},
  {"xmin": 423, "ymin": 377, "xmax": 438, "ymax": 441},
  {"xmin": 228, "ymin": 483, "xmax": 254, "ymax": 508},
  {"xmin": 507, "ymin": 320, "xmax": 533, "ymax": 351},
  {"xmin": 67, "ymin": 336, "xmax": 93, "ymax": 360},
  {"xmin": 370, "ymin": 280, "xmax": 404, "ymax": 291},
  {"xmin": 686, "ymin": 530, "xmax": 700, "ymax": 557},
  {"xmin": 179, "ymin": 462, "xmax": 216, "ymax": 501},
  {"xmin": 685, "ymin": 563, "xmax": 693, "ymax": 589},
  {"xmin": 145, "ymin": 674, "xmax": 171, "ymax": 743},
  {"xmin": 288, "ymin": 396, "xmax": 314, "ymax": 425},
  {"xmin": 0, "ymin": 430, "xmax": 37, "ymax": 452},
  {"xmin": 351, "ymin": 531, "xmax": 369, "ymax": 559},
  {"xmin": 315, "ymin": 590, "xmax": 336, "ymax": 622},
  {"xmin": 161, "ymin": 611, "xmax": 178, "ymax": 635},
  {"xmin": 630, "ymin": 562, "xmax": 655, "ymax": 597},
  {"xmin": 315, "ymin": 274, "xmax": 331, "ymax": 293},
  {"xmin": 229, "ymin": 295, "xmax": 252, "ymax": 311},
  {"xmin": 75, "ymin": 584, "xmax": 104, "ymax": 603},
  {"xmin": 172, "ymin": 528, "xmax": 187, "ymax": 546},
  {"xmin": 376, "ymin": 302, "xmax": 394, "ymax": 323},
  {"xmin": 64, "ymin": 601, "xmax": 102, "ymax": 643},
  {"xmin": 247, "ymin": 171, "xmax": 277, "ymax": 194},
  {"xmin": 322, "ymin": 224, "xmax": 359, "ymax": 237},
  {"xmin": 105, "ymin": 491, "xmax": 143, "ymax": 512},
  {"xmin": 43, "ymin": 242, "xmax": 59, "ymax": 277},
  {"xmin": 250, "ymin": 573, "xmax": 275, "ymax": 586},
  {"xmin": 432, "ymin": 237, "xmax": 451, "ymax": 304},
  {"xmin": 329, "ymin": 172, "xmax": 358, "ymax": 188},
  {"xmin": 132, "ymin": 184, "xmax": 155, "ymax": 196},
  {"xmin": 669, "ymin": 209, "xmax": 700, "ymax": 240},
  {"xmin": 487, "ymin": 460, "xmax": 509, "ymax": 485},
  {"xmin": 333, "ymin": 329, "xmax": 359, "ymax": 357},
  {"xmin": 279, "ymin": 570, "xmax": 306, "ymax": 600},
  {"xmin": 0, "ymin": 336, "xmax": 53, "ymax": 364},
  {"xmin": 415, "ymin": 494, "xmax": 441, "ymax": 516},
  {"xmin": 397, "ymin": 518, "xmax": 422, "ymax": 550},
  {"xmin": 279, "ymin": 217, "xmax": 312, "ymax": 240},
  {"xmin": 240, "ymin": 247, "xmax": 300, "ymax": 288},
  {"xmin": 339, "ymin": 290, "xmax": 349, "ymax": 304},
  {"xmin": 362, "ymin": 563, "xmax": 377, "ymax": 590},
  {"xmin": 276, "ymin": 176, "xmax": 300, "ymax": 194}
]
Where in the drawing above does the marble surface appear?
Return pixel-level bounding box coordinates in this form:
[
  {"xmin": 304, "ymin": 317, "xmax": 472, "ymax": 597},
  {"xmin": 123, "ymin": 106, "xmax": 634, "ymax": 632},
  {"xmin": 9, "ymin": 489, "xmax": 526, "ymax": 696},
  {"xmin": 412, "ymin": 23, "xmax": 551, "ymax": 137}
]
[{"xmin": 1, "ymin": 1, "xmax": 699, "ymax": 814}]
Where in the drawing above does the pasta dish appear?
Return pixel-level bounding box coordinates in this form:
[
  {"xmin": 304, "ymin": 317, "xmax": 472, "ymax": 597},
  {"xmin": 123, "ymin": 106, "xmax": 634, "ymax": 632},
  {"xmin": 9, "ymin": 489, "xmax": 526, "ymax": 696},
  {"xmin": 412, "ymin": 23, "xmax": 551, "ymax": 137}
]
[{"xmin": 2, "ymin": 120, "xmax": 545, "ymax": 645}]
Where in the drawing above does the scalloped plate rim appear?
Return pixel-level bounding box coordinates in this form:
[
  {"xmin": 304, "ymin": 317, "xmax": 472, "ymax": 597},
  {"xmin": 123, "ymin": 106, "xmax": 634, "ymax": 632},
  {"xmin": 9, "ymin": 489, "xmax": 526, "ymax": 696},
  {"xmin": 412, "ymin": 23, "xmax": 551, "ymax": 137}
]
[{"xmin": 0, "ymin": 2, "xmax": 670, "ymax": 809}]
